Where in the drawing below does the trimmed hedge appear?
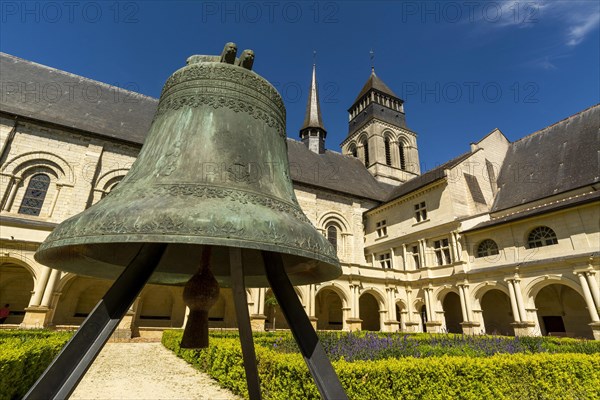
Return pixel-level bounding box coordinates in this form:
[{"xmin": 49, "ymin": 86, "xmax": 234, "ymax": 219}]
[
  {"xmin": 273, "ymin": 331, "xmax": 600, "ymax": 360},
  {"xmin": 0, "ymin": 330, "xmax": 72, "ymax": 400},
  {"xmin": 162, "ymin": 330, "xmax": 600, "ymax": 400}
]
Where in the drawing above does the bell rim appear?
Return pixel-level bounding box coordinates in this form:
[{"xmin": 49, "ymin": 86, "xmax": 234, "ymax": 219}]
[{"xmin": 35, "ymin": 234, "xmax": 341, "ymax": 280}]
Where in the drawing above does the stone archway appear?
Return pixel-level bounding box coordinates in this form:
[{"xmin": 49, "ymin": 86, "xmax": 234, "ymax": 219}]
[
  {"xmin": 420, "ymin": 305, "xmax": 428, "ymax": 332},
  {"xmin": 481, "ymin": 289, "xmax": 514, "ymax": 336},
  {"xmin": 137, "ymin": 285, "xmax": 185, "ymax": 328},
  {"xmin": 359, "ymin": 292, "xmax": 380, "ymax": 331},
  {"xmin": 442, "ymin": 292, "xmax": 463, "ymax": 334},
  {"xmin": 316, "ymin": 288, "xmax": 343, "ymax": 330},
  {"xmin": 208, "ymin": 288, "xmax": 236, "ymax": 329},
  {"xmin": 0, "ymin": 263, "xmax": 34, "ymax": 325},
  {"xmin": 53, "ymin": 277, "xmax": 111, "ymax": 325},
  {"xmin": 264, "ymin": 289, "xmax": 286, "ymax": 330},
  {"xmin": 535, "ymin": 284, "xmax": 593, "ymax": 339}
]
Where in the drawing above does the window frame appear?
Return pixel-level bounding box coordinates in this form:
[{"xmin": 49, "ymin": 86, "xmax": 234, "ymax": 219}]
[
  {"xmin": 433, "ymin": 238, "xmax": 452, "ymax": 266},
  {"xmin": 527, "ymin": 226, "xmax": 558, "ymax": 248},
  {"xmin": 476, "ymin": 239, "xmax": 499, "ymax": 258},
  {"xmin": 378, "ymin": 252, "xmax": 392, "ymax": 269},
  {"xmin": 384, "ymin": 137, "xmax": 392, "ymax": 166},
  {"xmin": 17, "ymin": 173, "xmax": 51, "ymax": 217},
  {"xmin": 414, "ymin": 202, "xmax": 427, "ymax": 222},
  {"xmin": 410, "ymin": 244, "xmax": 421, "ymax": 269},
  {"xmin": 399, "ymin": 142, "xmax": 406, "ymax": 170},
  {"xmin": 375, "ymin": 220, "xmax": 387, "ymax": 238},
  {"xmin": 326, "ymin": 224, "xmax": 339, "ymax": 252}
]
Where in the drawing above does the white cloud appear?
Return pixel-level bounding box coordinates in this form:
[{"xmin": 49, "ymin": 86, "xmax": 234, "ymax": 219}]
[
  {"xmin": 566, "ymin": 12, "xmax": 600, "ymax": 46},
  {"xmin": 471, "ymin": 1, "xmax": 599, "ymax": 47}
]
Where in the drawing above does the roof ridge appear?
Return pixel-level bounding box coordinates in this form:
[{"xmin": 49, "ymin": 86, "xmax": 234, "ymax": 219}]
[{"xmin": 0, "ymin": 52, "xmax": 159, "ymax": 102}]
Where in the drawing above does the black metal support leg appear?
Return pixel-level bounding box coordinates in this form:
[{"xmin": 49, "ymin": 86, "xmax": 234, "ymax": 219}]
[
  {"xmin": 262, "ymin": 251, "xmax": 348, "ymax": 400},
  {"xmin": 24, "ymin": 244, "xmax": 167, "ymax": 400},
  {"xmin": 230, "ymin": 248, "xmax": 262, "ymax": 400}
]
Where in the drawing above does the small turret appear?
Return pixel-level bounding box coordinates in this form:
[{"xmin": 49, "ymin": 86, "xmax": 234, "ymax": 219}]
[{"xmin": 300, "ymin": 64, "xmax": 327, "ymax": 154}]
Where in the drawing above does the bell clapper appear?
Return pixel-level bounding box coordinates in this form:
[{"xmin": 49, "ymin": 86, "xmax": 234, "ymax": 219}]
[{"xmin": 181, "ymin": 246, "xmax": 220, "ymax": 349}]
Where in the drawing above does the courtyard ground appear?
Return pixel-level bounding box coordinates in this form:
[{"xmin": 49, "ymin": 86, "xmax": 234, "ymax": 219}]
[{"xmin": 70, "ymin": 342, "xmax": 241, "ymax": 400}]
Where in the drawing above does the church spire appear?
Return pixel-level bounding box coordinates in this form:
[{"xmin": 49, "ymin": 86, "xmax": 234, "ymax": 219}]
[
  {"xmin": 300, "ymin": 62, "xmax": 327, "ymax": 154},
  {"xmin": 301, "ymin": 63, "xmax": 326, "ymax": 132}
]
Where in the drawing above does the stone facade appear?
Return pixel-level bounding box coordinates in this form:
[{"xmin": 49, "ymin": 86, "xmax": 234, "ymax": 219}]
[{"xmin": 0, "ymin": 54, "xmax": 598, "ymax": 340}]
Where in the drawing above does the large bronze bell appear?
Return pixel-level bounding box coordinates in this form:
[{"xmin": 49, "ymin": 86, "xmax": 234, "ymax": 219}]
[
  {"xmin": 34, "ymin": 44, "xmax": 339, "ymax": 288},
  {"xmin": 25, "ymin": 43, "xmax": 348, "ymax": 400}
]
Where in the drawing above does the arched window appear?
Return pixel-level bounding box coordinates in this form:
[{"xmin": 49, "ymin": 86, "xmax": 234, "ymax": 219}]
[
  {"xmin": 362, "ymin": 140, "xmax": 370, "ymax": 167},
  {"xmin": 349, "ymin": 144, "xmax": 357, "ymax": 158},
  {"xmin": 18, "ymin": 173, "xmax": 50, "ymax": 216},
  {"xmin": 527, "ymin": 226, "xmax": 558, "ymax": 248},
  {"xmin": 101, "ymin": 176, "xmax": 124, "ymax": 199},
  {"xmin": 399, "ymin": 142, "xmax": 406, "ymax": 170},
  {"xmin": 476, "ymin": 239, "xmax": 499, "ymax": 258},
  {"xmin": 327, "ymin": 224, "xmax": 339, "ymax": 252},
  {"xmin": 384, "ymin": 137, "xmax": 392, "ymax": 166}
]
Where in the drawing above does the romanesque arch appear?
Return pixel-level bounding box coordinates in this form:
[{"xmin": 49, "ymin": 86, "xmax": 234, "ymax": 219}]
[
  {"xmin": 1, "ymin": 152, "xmax": 74, "ymax": 216},
  {"xmin": 318, "ymin": 212, "xmax": 351, "ymax": 258},
  {"xmin": 531, "ymin": 281, "xmax": 593, "ymax": 339},
  {"xmin": 441, "ymin": 291, "xmax": 463, "ymax": 334},
  {"xmin": 479, "ymin": 288, "xmax": 514, "ymax": 336},
  {"xmin": 264, "ymin": 288, "xmax": 303, "ymax": 330},
  {"xmin": 395, "ymin": 299, "xmax": 408, "ymax": 330},
  {"xmin": 137, "ymin": 284, "xmax": 184, "ymax": 328},
  {"xmin": 315, "ymin": 287, "xmax": 344, "ymax": 330},
  {"xmin": 208, "ymin": 287, "xmax": 236, "ymax": 329},
  {"xmin": 0, "ymin": 261, "xmax": 35, "ymax": 325},
  {"xmin": 359, "ymin": 289, "xmax": 384, "ymax": 331},
  {"xmin": 2, "ymin": 151, "xmax": 74, "ymax": 183},
  {"xmin": 53, "ymin": 276, "xmax": 111, "ymax": 325},
  {"xmin": 92, "ymin": 168, "xmax": 129, "ymax": 203}
]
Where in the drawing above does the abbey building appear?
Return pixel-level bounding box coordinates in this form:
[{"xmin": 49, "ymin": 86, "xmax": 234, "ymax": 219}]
[{"xmin": 1, "ymin": 52, "xmax": 598, "ymax": 339}]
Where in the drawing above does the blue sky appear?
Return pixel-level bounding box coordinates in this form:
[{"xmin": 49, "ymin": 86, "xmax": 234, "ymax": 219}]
[{"xmin": 1, "ymin": 1, "xmax": 598, "ymax": 170}]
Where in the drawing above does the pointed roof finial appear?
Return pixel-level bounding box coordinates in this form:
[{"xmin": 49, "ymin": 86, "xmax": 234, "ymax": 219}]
[
  {"xmin": 313, "ymin": 50, "xmax": 317, "ymax": 66},
  {"xmin": 370, "ymin": 49, "xmax": 375, "ymax": 74},
  {"xmin": 300, "ymin": 61, "xmax": 326, "ymax": 133}
]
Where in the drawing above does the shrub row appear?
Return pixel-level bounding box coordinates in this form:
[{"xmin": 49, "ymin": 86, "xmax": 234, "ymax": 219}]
[
  {"xmin": 273, "ymin": 331, "xmax": 600, "ymax": 360},
  {"xmin": 162, "ymin": 330, "xmax": 600, "ymax": 400},
  {"xmin": 0, "ymin": 330, "xmax": 72, "ymax": 400}
]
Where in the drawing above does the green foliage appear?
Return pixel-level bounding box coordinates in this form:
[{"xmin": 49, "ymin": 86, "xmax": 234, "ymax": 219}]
[
  {"xmin": 270, "ymin": 331, "xmax": 600, "ymax": 360},
  {"xmin": 162, "ymin": 330, "xmax": 600, "ymax": 400},
  {"xmin": 0, "ymin": 330, "xmax": 72, "ymax": 400}
]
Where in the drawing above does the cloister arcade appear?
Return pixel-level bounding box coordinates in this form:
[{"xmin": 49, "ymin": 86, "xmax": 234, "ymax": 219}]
[{"xmin": 0, "ymin": 257, "xmax": 597, "ymax": 339}]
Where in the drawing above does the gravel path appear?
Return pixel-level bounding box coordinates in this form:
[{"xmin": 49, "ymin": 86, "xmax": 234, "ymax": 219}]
[{"xmin": 71, "ymin": 342, "xmax": 242, "ymax": 400}]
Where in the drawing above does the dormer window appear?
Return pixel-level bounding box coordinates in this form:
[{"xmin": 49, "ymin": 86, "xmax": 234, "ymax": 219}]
[
  {"xmin": 527, "ymin": 226, "xmax": 558, "ymax": 248},
  {"xmin": 376, "ymin": 220, "xmax": 387, "ymax": 238},
  {"xmin": 433, "ymin": 239, "xmax": 452, "ymax": 266},
  {"xmin": 414, "ymin": 202, "xmax": 427, "ymax": 222},
  {"xmin": 378, "ymin": 253, "xmax": 392, "ymax": 269}
]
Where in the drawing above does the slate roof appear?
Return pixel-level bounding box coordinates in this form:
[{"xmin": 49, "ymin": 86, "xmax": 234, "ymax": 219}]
[
  {"xmin": 300, "ymin": 64, "xmax": 326, "ymax": 132},
  {"xmin": 492, "ymin": 104, "xmax": 600, "ymax": 212},
  {"xmin": 0, "ymin": 52, "xmax": 391, "ymax": 202},
  {"xmin": 464, "ymin": 190, "xmax": 600, "ymax": 233},
  {"xmin": 351, "ymin": 69, "xmax": 400, "ymax": 107},
  {"xmin": 0, "ymin": 52, "xmax": 158, "ymax": 144},
  {"xmin": 383, "ymin": 151, "xmax": 475, "ymax": 204},
  {"xmin": 286, "ymin": 139, "xmax": 394, "ymax": 201}
]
